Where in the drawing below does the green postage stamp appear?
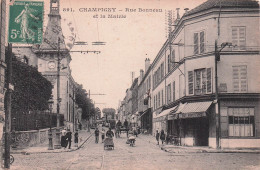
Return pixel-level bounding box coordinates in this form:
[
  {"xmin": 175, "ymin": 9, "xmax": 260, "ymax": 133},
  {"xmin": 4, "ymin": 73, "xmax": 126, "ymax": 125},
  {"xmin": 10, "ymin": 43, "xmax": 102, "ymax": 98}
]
[{"xmin": 8, "ymin": 1, "xmax": 44, "ymax": 44}]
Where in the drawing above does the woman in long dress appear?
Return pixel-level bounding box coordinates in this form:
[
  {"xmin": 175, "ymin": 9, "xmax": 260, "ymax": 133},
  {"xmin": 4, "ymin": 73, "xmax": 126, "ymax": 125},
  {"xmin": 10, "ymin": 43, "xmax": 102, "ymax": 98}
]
[{"xmin": 15, "ymin": 4, "xmax": 39, "ymax": 41}]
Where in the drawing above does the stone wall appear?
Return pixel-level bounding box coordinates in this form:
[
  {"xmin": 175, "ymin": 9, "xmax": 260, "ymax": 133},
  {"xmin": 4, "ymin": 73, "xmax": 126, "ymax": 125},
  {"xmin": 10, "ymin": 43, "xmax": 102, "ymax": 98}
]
[{"xmin": 12, "ymin": 127, "xmax": 63, "ymax": 148}]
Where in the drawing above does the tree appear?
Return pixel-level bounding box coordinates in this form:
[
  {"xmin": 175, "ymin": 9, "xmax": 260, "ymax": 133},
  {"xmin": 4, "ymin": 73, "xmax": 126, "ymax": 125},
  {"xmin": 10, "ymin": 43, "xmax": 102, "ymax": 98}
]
[
  {"xmin": 75, "ymin": 84, "xmax": 94, "ymax": 120},
  {"xmin": 8, "ymin": 56, "xmax": 52, "ymax": 112}
]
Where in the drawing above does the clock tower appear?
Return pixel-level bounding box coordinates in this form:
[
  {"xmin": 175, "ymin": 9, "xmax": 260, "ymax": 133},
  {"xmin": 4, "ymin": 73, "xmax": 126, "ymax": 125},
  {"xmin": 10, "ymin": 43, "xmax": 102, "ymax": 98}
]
[{"xmin": 34, "ymin": 0, "xmax": 75, "ymax": 130}]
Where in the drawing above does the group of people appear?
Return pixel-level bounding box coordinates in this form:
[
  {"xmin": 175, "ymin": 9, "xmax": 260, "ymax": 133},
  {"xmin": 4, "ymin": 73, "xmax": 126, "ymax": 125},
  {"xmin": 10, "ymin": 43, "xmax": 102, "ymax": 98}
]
[
  {"xmin": 61, "ymin": 128, "xmax": 79, "ymax": 149},
  {"xmin": 94, "ymin": 127, "xmax": 115, "ymax": 143},
  {"xmin": 156, "ymin": 129, "xmax": 167, "ymax": 145}
]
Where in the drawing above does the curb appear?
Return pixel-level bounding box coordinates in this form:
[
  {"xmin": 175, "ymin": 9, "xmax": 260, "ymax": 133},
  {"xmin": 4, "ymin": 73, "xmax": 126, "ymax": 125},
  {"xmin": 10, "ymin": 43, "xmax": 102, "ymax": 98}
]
[
  {"xmin": 138, "ymin": 135, "xmax": 260, "ymax": 154},
  {"xmin": 11, "ymin": 132, "xmax": 93, "ymax": 155}
]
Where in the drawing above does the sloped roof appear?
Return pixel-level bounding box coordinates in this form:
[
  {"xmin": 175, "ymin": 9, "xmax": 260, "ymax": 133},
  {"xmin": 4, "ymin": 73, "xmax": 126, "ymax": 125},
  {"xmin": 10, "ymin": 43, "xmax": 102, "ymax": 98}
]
[{"xmin": 185, "ymin": 0, "xmax": 259, "ymax": 16}]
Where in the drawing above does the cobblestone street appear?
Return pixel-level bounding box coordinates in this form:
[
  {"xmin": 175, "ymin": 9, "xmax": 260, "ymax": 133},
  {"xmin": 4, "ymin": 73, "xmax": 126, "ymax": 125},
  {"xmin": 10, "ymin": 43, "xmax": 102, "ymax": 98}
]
[{"xmin": 10, "ymin": 132, "xmax": 260, "ymax": 170}]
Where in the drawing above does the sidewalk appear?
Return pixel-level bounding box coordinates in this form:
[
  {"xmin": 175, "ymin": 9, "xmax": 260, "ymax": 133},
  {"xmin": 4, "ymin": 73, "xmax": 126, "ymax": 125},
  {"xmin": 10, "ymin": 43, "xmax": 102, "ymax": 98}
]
[
  {"xmin": 138, "ymin": 134, "xmax": 260, "ymax": 154},
  {"xmin": 11, "ymin": 129, "xmax": 93, "ymax": 154}
]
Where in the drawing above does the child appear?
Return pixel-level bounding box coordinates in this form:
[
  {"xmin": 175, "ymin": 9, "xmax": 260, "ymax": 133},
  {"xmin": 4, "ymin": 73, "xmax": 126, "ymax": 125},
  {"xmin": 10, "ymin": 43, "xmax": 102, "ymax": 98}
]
[
  {"xmin": 94, "ymin": 127, "xmax": 100, "ymax": 143},
  {"xmin": 156, "ymin": 130, "xmax": 159, "ymax": 145},
  {"xmin": 101, "ymin": 128, "xmax": 105, "ymax": 143},
  {"xmin": 74, "ymin": 130, "xmax": 79, "ymax": 147}
]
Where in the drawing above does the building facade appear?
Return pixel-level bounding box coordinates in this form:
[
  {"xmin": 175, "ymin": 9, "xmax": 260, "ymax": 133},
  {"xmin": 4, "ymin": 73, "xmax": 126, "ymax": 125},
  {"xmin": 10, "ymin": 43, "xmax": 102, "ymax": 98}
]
[
  {"xmin": 12, "ymin": 0, "xmax": 78, "ymax": 131},
  {"xmin": 152, "ymin": 0, "xmax": 260, "ymax": 148},
  {"xmin": 0, "ymin": 0, "xmax": 6, "ymax": 167}
]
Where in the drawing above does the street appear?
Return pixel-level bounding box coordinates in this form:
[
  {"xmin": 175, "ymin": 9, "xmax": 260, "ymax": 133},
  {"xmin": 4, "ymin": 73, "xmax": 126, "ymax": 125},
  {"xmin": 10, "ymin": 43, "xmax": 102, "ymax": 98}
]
[{"xmin": 11, "ymin": 132, "xmax": 260, "ymax": 170}]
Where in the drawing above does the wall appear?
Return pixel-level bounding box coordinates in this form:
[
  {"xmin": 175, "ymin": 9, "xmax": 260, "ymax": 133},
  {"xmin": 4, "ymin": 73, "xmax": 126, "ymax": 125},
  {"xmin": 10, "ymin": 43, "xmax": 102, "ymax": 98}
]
[{"xmin": 12, "ymin": 127, "xmax": 63, "ymax": 148}]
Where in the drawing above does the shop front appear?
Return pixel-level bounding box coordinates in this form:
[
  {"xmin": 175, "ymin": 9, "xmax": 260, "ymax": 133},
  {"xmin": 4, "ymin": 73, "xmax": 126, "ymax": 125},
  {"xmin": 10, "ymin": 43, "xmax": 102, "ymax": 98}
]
[
  {"xmin": 140, "ymin": 108, "xmax": 152, "ymax": 134},
  {"xmin": 168, "ymin": 101, "xmax": 213, "ymax": 146}
]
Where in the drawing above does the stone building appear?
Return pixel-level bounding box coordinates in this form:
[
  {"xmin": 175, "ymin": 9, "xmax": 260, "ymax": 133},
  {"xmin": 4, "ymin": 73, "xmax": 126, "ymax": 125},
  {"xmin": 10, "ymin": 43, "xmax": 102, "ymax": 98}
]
[
  {"xmin": 152, "ymin": 0, "xmax": 260, "ymax": 148},
  {"xmin": 0, "ymin": 0, "xmax": 6, "ymax": 167},
  {"xmin": 12, "ymin": 0, "xmax": 78, "ymax": 131}
]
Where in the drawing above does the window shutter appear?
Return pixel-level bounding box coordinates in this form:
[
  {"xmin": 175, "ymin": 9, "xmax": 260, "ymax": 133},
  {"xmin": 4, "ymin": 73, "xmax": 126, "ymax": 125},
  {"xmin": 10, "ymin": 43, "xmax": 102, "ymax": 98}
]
[
  {"xmin": 232, "ymin": 66, "xmax": 240, "ymax": 92},
  {"xmin": 188, "ymin": 71, "xmax": 194, "ymax": 94},
  {"xmin": 232, "ymin": 27, "xmax": 238, "ymax": 50},
  {"xmin": 162, "ymin": 90, "xmax": 164, "ymax": 105},
  {"xmin": 194, "ymin": 33, "xmax": 199, "ymax": 54},
  {"xmin": 240, "ymin": 65, "xmax": 247, "ymax": 92},
  {"xmin": 172, "ymin": 50, "xmax": 175, "ymax": 66},
  {"xmin": 172, "ymin": 81, "xmax": 175, "ymax": 101},
  {"xmin": 206, "ymin": 68, "xmax": 212, "ymax": 93},
  {"xmin": 239, "ymin": 27, "xmax": 246, "ymax": 50},
  {"xmin": 200, "ymin": 31, "xmax": 205, "ymax": 53}
]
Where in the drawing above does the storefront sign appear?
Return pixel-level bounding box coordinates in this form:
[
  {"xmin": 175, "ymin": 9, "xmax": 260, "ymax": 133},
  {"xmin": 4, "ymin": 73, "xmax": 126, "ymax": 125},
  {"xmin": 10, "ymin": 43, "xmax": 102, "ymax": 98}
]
[{"xmin": 179, "ymin": 112, "xmax": 206, "ymax": 119}]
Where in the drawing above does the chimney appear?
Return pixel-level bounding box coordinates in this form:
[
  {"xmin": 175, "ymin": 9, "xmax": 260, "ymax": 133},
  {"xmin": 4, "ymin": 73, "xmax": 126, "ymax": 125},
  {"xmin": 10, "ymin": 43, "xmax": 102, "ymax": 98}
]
[
  {"xmin": 140, "ymin": 69, "xmax": 144, "ymax": 81},
  {"xmin": 145, "ymin": 58, "xmax": 150, "ymax": 73},
  {"xmin": 174, "ymin": 8, "xmax": 180, "ymax": 28},
  {"xmin": 184, "ymin": 8, "xmax": 189, "ymax": 13}
]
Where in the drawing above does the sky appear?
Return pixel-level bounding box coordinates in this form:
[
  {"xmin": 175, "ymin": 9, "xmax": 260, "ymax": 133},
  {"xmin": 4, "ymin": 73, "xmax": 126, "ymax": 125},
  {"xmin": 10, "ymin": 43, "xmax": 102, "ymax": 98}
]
[
  {"xmin": 7, "ymin": 0, "xmax": 207, "ymax": 112},
  {"xmin": 57, "ymin": 0, "xmax": 207, "ymax": 112}
]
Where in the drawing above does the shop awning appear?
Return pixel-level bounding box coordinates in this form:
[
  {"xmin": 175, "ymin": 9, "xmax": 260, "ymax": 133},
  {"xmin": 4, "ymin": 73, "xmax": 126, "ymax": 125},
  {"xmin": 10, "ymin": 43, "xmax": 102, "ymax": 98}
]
[
  {"xmin": 153, "ymin": 106, "xmax": 177, "ymax": 122},
  {"xmin": 139, "ymin": 108, "xmax": 151, "ymax": 118},
  {"xmin": 177, "ymin": 101, "xmax": 213, "ymax": 119}
]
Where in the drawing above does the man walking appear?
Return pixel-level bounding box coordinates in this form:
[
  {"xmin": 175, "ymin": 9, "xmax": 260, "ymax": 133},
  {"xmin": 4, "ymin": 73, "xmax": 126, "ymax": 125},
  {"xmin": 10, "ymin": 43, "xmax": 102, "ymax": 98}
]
[
  {"xmin": 95, "ymin": 127, "xmax": 100, "ymax": 143},
  {"xmin": 66, "ymin": 129, "xmax": 72, "ymax": 149}
]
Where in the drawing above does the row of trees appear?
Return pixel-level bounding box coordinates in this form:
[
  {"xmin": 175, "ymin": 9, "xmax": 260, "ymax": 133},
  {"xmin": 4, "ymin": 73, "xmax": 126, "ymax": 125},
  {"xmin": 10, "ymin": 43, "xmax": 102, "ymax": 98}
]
[
  {"xmin": 75, "ymin": 84, "xmax": 96, "ymax": 120},
  {"xmin": 7, "ymin": 53, "xmax": 97, "ymax": 129}
]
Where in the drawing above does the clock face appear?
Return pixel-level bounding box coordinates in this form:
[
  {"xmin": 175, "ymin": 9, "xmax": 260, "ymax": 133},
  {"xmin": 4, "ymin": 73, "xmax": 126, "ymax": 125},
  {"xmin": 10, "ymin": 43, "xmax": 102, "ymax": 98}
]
[{"xmin": 48, "ymin": 61, "xmax": 56, "ymax": 69}]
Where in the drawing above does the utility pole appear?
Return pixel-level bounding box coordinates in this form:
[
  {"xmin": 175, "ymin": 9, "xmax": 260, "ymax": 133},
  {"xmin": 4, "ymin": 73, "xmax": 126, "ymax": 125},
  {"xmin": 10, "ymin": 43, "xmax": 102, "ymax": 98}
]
[
  {"xmin": 5, "ymin": 43, "xmax": 12, "ymax": 169},
  {"xmin": 55, "ymin": 37, "xmax": 61, "ymax": 149}
]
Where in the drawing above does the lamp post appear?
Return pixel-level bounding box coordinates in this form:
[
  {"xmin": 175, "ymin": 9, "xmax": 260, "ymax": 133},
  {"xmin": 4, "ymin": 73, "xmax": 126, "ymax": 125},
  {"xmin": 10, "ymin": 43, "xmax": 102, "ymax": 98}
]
[
  {"xmin": 54, "ymin": 37, "xmax": 62, "ymax": 149},
  {"xmin": 48, "ymin": 97, "xmax": 54, "ymax": 150},
  {"xmin": 215, "ymin": 40, "xmax": 232, "ymax": 149}
]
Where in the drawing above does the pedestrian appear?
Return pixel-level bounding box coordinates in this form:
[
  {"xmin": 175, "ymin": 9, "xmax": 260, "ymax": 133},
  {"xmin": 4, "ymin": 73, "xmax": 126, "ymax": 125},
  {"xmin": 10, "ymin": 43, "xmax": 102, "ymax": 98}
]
[
  {"xmin": 74, "ymin": 130, "xmax": 79, "ymax": 147},
  {"xmin": 106, "ymin": 128, "xmax": 114, "ymax": 138},
  {"xmin": 124, "ymin": 119, "xmax": 129, "ymax": 137},
  {"xmin": 94, "ymin": 127, "xmax": 100, "ymax": 143},
  {"xmin": 61, "ymin": 128, "xmax": 67, "ymax": 149},
  {"xmin": 156, "ymin": 130, "xmax": 159, "ymax": 145},
  {"xmin": 160, "ymin": 130, "xmax": 166, "ymax": 145},
  {"xmin": 66, "ymin": 129, "xmax": 72, "ymax": 149},
  {"xmin": 101, "ymin": 128, "xmax": 105, "ymax": 143}
]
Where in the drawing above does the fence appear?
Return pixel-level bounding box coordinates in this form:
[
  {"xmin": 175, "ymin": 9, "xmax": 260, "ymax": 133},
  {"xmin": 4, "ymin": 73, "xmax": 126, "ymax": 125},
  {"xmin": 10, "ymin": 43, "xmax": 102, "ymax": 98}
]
[{"xmin": 12, "ymin": 110, "xmax": 64, "ymax": 131}]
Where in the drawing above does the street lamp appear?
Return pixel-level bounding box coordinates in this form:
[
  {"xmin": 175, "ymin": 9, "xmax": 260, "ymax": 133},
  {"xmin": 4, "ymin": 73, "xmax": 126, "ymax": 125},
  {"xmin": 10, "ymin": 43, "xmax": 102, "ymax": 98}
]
[
  {"xmin": 215, "ymin": 40, "xmax": 232, "ymax": 149},
  {"xmin": 48, "ymin": 97, "xmax": 54, "ymax": 150}
]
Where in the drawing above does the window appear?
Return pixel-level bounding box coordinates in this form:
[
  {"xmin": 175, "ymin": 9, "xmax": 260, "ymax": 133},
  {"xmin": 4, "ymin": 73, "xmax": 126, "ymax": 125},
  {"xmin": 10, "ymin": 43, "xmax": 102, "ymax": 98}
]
[
  {"xmin": 158, "ymin": 92, "xmax": 160, "ymax": 107},
  {"xmin": 172, "ymin": 50, "xmax": 176, "ymax": 67},
  {"xmin": 232, "ymin": 26, "xmax": 246, "ymax": 50},
  {"xmin": 167, "ymin": 84, "xmax": 171, "ymax": 104},
  {"xmin": 189, "ymin": 68, "xmax": 212, "ymax": 95},
  {"xmin": 228, "ymin": 107, "xmax": 254, "ymax": 137},
  {"xmin": 156, "ymin": 95, "xmax": 157, "ymax": 109},
  {"xmin": 172, "ymin": 81, "xmax": 175, "ymax": 101},
  {"xmin": 194, "ymin": 31, "xmax": 205, "ymax": 54},
  {"xmin": 168, "ymin": 54, "xmax": 171, "ymax": 73},
  {"xmin": 161, "ymin": 63, "xmax": 164, "ymax": 79},
  {"xmin": 233, "ymin": 65, "xmax": 247, "ymax": 92},
  {"xmin": 154, "ymin": 96, "xmax": 155, "ymax": 109},
  {"xmin": 161, "ymin": 90, "xmax": 164, "ymax": 105}
]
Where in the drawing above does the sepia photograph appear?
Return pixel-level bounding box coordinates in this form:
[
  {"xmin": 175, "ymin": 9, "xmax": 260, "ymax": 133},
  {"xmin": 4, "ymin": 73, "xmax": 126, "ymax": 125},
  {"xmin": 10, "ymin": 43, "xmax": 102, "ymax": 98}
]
[{"xmin": 0, "ymin": 0, "xmax": 260, "ymax": 169}]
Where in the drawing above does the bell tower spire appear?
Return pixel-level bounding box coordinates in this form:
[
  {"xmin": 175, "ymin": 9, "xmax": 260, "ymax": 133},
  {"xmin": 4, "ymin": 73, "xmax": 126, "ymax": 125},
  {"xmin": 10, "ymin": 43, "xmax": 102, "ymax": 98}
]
[{"xmin": 49, "ymin": 0, "xmax": 60, "ymax": 16}]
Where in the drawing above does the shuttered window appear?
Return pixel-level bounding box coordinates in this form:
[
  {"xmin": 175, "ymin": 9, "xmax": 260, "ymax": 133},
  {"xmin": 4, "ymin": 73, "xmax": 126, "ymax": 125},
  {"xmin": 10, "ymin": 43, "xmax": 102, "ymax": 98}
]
[
  {"xmin": 167, "ymin": 84, "xmax": 171, "ymax": 104},
  {"xmin": 194, "ymin": 33, "xmax": 199, "ymax": 54},
  {"xmin": 167, "ymin": 54, "xmax": 171, "ymax": 73},
  {"xmin": 200, "ymin": 31, "xmax": 205, "ymax": 53},
  {"xmin": 232, "ymin": 27, "xmax": 246, "ymax": 50},
  {"xmin": 194, "ymin": 31, "xmax": 205, "ymax": 54},
  {"xmin": 188, "ymin": 71, "xmax": 194, "ymax": 94},
  {"xmin": 172, "ymin": 50, "xmax": 176, "ymax": 67},
  {"xmin": 206, "ymin": 68, "xmax": 212, "ymax": 93},
  {"xmin": 161, "ymin": 90, "xmax": 164, "ymax": 105},
  {"xmin": 158, "ymin": 92, "xmax": 160, "ymax": 107},
  {"xmin": 233, "ymin": 65, "xmax": 247, "ymax": 92},
  {"xmin": 172, "ymin": 81, "xmax": 175, "ymax": 101}
]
